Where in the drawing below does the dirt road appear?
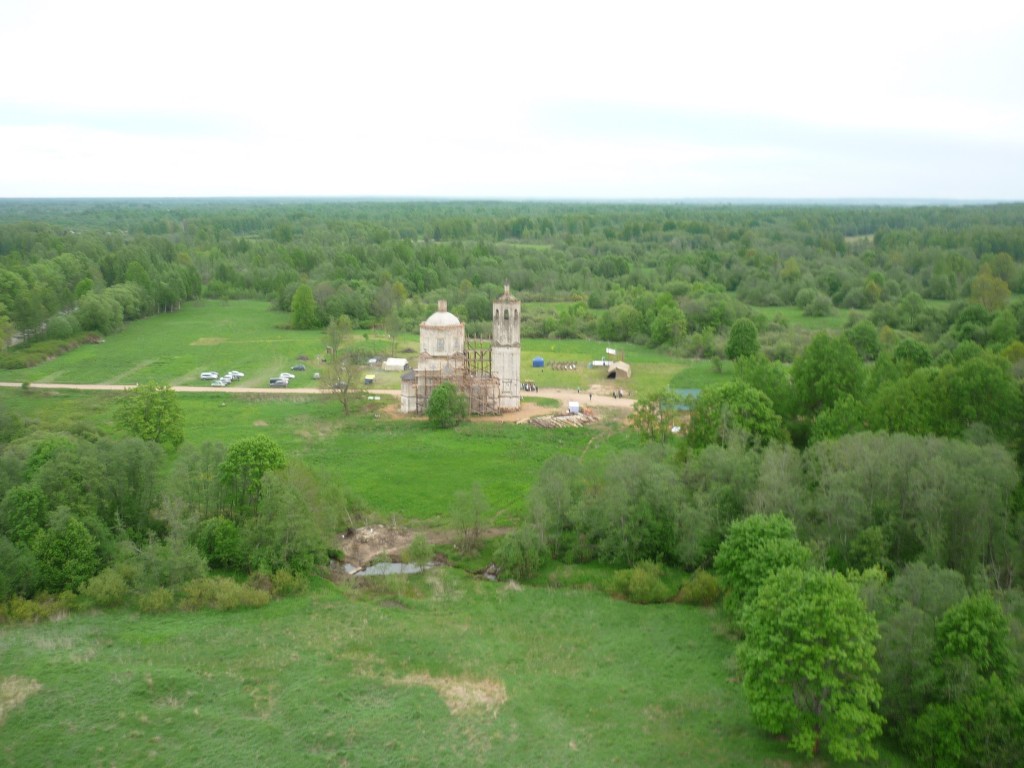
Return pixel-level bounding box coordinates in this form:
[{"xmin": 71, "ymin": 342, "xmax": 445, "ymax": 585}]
[{"xmin": 0, "ymin": 380, "xmax": 635, "ymax": 416}]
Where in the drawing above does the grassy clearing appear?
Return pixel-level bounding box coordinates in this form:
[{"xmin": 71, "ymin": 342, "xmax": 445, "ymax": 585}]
[
  {"xmin": 757, "ymin": 305, "xmax": 851, "ymax": 332},
  {"xmin": 520, "ymin": 337, "xmax": 681, "ymax": 393},
  {"xmin": 667, "ymin": 359, "xmax": 737, "ymax": 392},
  {"xmin": 0, "ymin": 386, "xmax": 623, "ymax": 524},
  {"xmin": 9, "ymin": 300, "xmax": 331, "ymax": 387},
  {"xmin": 0, "ymin": 572, "xmax": 840, "ymax": 768},
  {"xmin": 0, "ymin": 299, "xmax": 700, "ymax": 522},
  {"xmin": 4, "ymin": 299, "xmax": 687, "ymax": 398}
]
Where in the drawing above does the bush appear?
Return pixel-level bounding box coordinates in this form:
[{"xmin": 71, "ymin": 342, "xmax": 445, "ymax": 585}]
[
  {"xmin": 178, "ymin": 577, "xmax": 271, "ymax": 611},
  {"xmin": 192, "ymin": 516, "xmax": 245, "ymax": 570},
  {"xmin": 32, "ymin": 515, "xmax": 102, "ymax": 593},
  {"xmin": 677, "ymin": 569, "xmax": 723, "ymax": 606},
  {"xmin": 80, "ymin": 567, "xmax": 131, "ymax": 608},
  {"xmin": 426, "ymin": 381, "xmax": 468, "ymax": 429},
  {"xmin": 249, "ymin": 568, "xmax": 307, "ymax": 597},
  {"xmin": 404, "ymin": 534, "xmax": 434, "ymax": 566},
  {"xmin": 494, "ymin": 526, "xmax": 548, "ymax": 581},
  {"xmin": 0, "ymin": 334, "xmax": 97, "ymax": 370},
  {"xmin": 138, "ymin": 536, "xmax": 209, "ymax": 589},
  {"xmin": 0, "ymin": 592, "xmax": 73, "ymax": 624},
  {"xmin": 610, "ymin": 560, "xmax": 675, "ymax": 604},
  {"xmin": 137, "ymin": 587, "xmax": 175, "ymax": 614},
  {"xmin": 0, "ymin": 538, "xmax": 40, "ymax": 601}
]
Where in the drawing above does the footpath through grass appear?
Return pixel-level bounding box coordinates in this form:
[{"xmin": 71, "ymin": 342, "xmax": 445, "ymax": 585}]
[{"xmin": 0, "ymin": 572, "xmax": 817, "ymax": 768}]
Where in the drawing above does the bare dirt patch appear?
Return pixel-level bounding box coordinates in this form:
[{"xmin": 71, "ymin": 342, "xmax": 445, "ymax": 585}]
[
  {"xmin": 0, "ymin": 676, "xmax": 42, "ymax": 724},
  {"xmin": 395, "ymin": 674, "xmax": 507, "ymax": 716},
  {"xmin": 337, "ymin": 525, "xmax": 512, "ymax": 568}
]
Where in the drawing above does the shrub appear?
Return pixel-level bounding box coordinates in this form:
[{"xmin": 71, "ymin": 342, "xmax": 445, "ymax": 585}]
[
  {"xmin": 32, "ymin": 515, "xmax": 102, "ymax": 593},
  {"xmin": 0, "ymin": 538, "xmax": 40, "ymax": 601},
  {"xmin": 2, "ymin": 596, "xmax": 46, "ymax": 623},
  {"xmin": 178, "ymin": 577, "xmax": 270, "ymax": 611},
  {"xmin": 610, "ymin": 560, "xmax": 675, "ymax": 604},
  {"xmin": 138, "ymin": 536, "xmax": 209, "ymax": 589},
  {"xmin": 192, "ymin": 516, "xmax": 245, "ymax": 570},
  {"xmin": 494, "ymin": 526, "xmax": 548, "ymax": 581},
  {"xmin": 0, "ymin": 592, "xmax": 72, "ymax": 624},
  {"xmin": 245, "ymin": 568, "xmax": 305, "ymax": 596},
  {"xmin": 80, "ymin": 567, "xmax": 131, "ymax": 608},
  {"xmin": 677, "ymin": 569, "xmax": 723, "ymax": 606},
  {"xmin": 137, "ymin": 587, "xmax": 175, "ymax": 614},
  {"xmin": 404, "ymin": 535, "xmax": 434, "ymax": 566},
  {"xmin": 426, "ymin": 381, "xmax": 468, "ymax": 429}
]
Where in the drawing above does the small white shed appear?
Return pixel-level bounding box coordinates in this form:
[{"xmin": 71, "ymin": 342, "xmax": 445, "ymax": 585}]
[{"xmin": 382, "ymin": 357, "xmax": 408, "ymax": 372}]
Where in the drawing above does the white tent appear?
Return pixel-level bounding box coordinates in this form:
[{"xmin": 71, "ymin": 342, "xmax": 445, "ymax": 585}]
[{"xmin": 382, "ymin": 357, "xmax": 408, "ymax": 372}]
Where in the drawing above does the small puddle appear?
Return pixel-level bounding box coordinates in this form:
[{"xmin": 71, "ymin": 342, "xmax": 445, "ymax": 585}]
[{"xmin": 354, "ymin": 562, "xmax": 431, "ymax": 577}]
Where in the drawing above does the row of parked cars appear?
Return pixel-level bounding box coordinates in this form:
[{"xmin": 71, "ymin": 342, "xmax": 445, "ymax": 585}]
[
  {"xmin": 200, "ymin": 370, "xmax": 245, "ymax": 387},
  {"xmin": 199, "ymin": 363, "xmax": 316, "ymax": 388},
  {"xmin": 270, "ymin": 363, "xmax": 320, "ymax": 387}
]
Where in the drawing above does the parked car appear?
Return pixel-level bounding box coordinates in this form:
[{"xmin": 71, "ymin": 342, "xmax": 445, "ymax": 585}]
[
  {"xmin": 291, "ymin": 364, "xmax": 306, "ymax": 371},
  {"xmin": 227, "ymin": 370, "xmax": 244, "ymax": 379},
  {"xmin": 279, "ymin": 372, "xmax": 295, "ymax": 380},
  {"xmin": 269, "ymin": 379, "xmax": 288, "ymax": 388},
  {"xmin": 211, "ymin": 379, "xmax": 227, "ymax": 387},
  {"xmin": 200, "ymin": 372, "xmax": 219, "ymax": 380}
]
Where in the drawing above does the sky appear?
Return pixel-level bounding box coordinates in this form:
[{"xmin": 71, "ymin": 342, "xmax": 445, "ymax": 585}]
[{"xmin": 1, "ymin": 0, "xmax": 1022, "ymax": 200}]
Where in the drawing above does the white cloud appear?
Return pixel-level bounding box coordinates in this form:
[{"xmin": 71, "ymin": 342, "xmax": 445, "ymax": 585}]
[{"xmin": 2, "ymin": 0, "xmax": 1022, "ymax": 198}]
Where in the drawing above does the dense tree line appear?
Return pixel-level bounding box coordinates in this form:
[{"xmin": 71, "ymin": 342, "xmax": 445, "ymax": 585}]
[
  {"xmin": 4, "ymin": 200, "xmax": 1024, "ymax": 362},
  {"xmin": 498, "ymin": 432, "xmax": 1024, "ymax": 765},
  {"xmin": 0, "ymin": 389, "xmax": 342, "ymax": 606}
]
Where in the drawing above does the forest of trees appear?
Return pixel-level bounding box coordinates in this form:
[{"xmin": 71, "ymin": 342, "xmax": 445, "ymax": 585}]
[
  {"xmin": 3, "ymin": 199, "xmax": 1024, "ymax": 360},
  {"xmin": 2, "ymin": 199, "xmax": 1024, "ymax": 766}
]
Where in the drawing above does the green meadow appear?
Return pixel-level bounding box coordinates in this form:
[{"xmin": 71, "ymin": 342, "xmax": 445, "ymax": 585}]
[
  {"xmin": 0, "ymin": 385, "xmax": 629, "ymax": 523},
  {"xmin": 0, "ymin": 300, "xmax": 918, "ymax": 768},
  {"xmin": 0, "ymin": 299, "xmax": 748, "ymax": 520},
  {"xmin": 6, "ymin": 299, "xmax": 690, "ymax": 395},
  {"xmin": 756, "ymin": 304, "xmax": 851, "ymax": 331},
  {"xmin": 0, "ymin": 572, "xmax": 913, "ymax": 767}
]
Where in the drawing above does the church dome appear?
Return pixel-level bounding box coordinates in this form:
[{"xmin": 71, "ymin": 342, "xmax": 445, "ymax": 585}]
[{"xmin": 423, "ymin": 300, "xmax": 461, "ymax": 327}]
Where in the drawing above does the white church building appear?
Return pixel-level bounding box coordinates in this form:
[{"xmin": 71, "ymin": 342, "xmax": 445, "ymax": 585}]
[{"xmin": 400, "ymin": 283, "xmax": 521, "ymax": 415}]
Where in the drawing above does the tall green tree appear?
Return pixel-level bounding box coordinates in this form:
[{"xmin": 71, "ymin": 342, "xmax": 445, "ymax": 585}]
[
  {"xmin": 290, "ymin": 283, "xmax": 318, "ymax": 330},
  {"xmin": 791, "ymin": 333, "xmax": 864, "ymax": 418},
  {"xmin": 713, "ymin": 513, "xmax": 812, "ymax": 617},
  {"xmin": 115, "ymin": 383, "xmax": 184, "ymax": 449},
  {"xmin": 31, "ymin": 513, "xmax": 103, "ymax": 592},
  {"xmin": 630, "ymin": 390, "xmax": 683, "ymax": 442},
  {"xmin": 220, "ymin": 435, "xmax": 286, "ymax": 516},
  {"xmin": 725, "ymin": 317, "xmax": 759, "ymax": 360},
  {"xmin": 686, "ymin": 381, "xmax": 784, "ymax": 451},
  {"xmin": 739, "ymin": 567, "xmax": 884, "ymax": 761}
]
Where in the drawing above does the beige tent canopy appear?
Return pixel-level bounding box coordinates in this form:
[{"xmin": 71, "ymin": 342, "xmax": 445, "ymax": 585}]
[{"xmin": 606, "ymin": 361, "xmax": 631, "ymax": 379}]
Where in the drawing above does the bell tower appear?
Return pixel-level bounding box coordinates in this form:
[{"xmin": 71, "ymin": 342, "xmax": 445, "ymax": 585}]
[{"xmin": 492, "ymin": 282, "xmax": 521, "ymax": 411}]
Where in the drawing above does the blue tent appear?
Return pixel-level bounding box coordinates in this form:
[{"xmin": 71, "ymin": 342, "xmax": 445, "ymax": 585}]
[{"xmin": 532, "ymin": 357, "xmax": 545, "ymax": 367}]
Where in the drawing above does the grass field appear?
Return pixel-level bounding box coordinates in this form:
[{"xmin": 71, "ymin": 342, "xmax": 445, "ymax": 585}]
[
  {"xmin": 0, "ymin": 385, "xmax": 631, "ymax": 523},
  {"xmin": 5, "ymin": 300, "xmax": 686, "ymax": 397},
  {"xmin": 0, "ymin": 299, "xmax": 682, "ymax": 521},
  {"xmin": 0, "ymin": 571, "xmax": 914, "ymax": 768},
  {"xmin": 757, "ymin": 305, "xmax": 852, "ymax": 332},
  {"xmin": 0, "ymin": 302, "xmax": 916, "ymax": 767}
]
